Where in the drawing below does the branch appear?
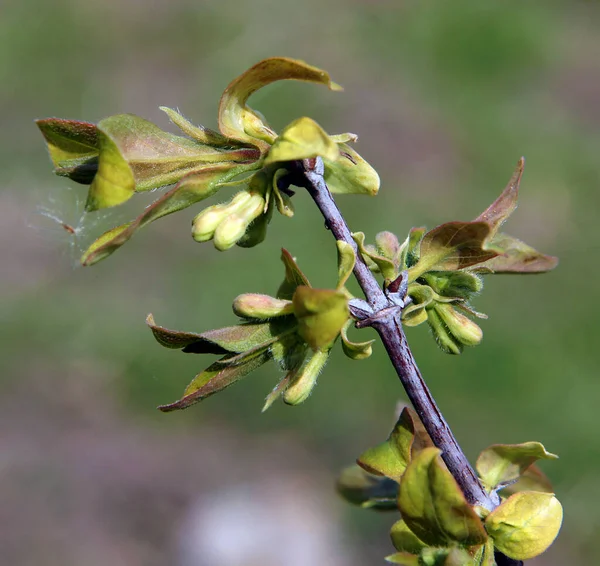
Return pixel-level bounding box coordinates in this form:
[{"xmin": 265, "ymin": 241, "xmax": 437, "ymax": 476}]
[{"xmin": 296, "ymin": 157, "xmax": 494, "ymax": 511}]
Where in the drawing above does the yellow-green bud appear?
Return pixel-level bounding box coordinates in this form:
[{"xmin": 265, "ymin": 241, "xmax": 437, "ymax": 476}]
[
  {"xmin": 436, "ymin": 303, "xmax": 483, "ymax": 346},
  {"xmin": 233, "ymin": 293, "xmax": 293, "ymax": 319},
  {"xmin": 283, "ymin": 349, "xmax": 329, "ymax": 405},
  {"xmin": 427, "ymin": 307, "xmax": 462, "ymax": 355},
  {"xmin": 213, "ymin": 193, "xmax": 265, "ymax": 251},
  {"xmin": 192, "ymin": 204, "xmax": 228, "ymax": 242},
  {"xmin": 192, "ymin": 190, "xmax": 255, "ymax": 242}
]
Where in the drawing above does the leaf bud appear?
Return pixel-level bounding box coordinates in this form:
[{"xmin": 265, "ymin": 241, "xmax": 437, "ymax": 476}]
[
  {"xmin": 423, "ymin": 270, "xmax": 483, "ymax": 299},
  {"xmin": 233, "ymin": 293, "xmax": 293, "ymax": 319}
]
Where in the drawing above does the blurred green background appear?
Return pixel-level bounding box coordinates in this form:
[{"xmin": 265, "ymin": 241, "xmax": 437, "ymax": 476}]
[{"xmin": 2, "ymin": 1, "xmax": 599, "ymax": 564}]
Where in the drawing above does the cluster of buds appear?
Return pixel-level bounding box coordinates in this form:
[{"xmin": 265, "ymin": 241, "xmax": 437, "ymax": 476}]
[
  {"xmin": 355, "ymin": 158, "xmax": 557, "ymax": 354},
  {"xmin": 147, "ymin": 244, "xmax": 372, "ymax": 412},
  {"xmin": 37, "ymin": 57, "xmax": 379, "ymax": 266}
]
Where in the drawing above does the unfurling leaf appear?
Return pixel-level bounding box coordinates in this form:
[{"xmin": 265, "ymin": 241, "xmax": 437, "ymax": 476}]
[
  {"xmin": 158, "ymin": 350, "xmax": 270, "ymax": 412},
  {"xmin": 485, "ymin": 491, "xmax": 563, "ymax": 560},
  {"xmin": 357, "ymin": 407, "xmax": 420, "ymax": 481},
  {"xmin": 324, "ymin": 143, "xmax": 380, "ymax": 196},
  {"xmin": 218, "ymin": 57, "xmax": 342, "ymax": 149},
  {"xmin": 277, "ymin": 248, "xmax": 311, "ymax": 300},
  {"xmin": 398, "ymin": 448, "xmax": 488, "ymax": 547},
  {"xmin": 265, "ymin": 117, "xmax": 339, "ymax": 165},
  {"xmin": 390, "ymin": 520, "xmax": 427, "ymax": 555},
  {"xmin": 293, "ymin": 286, "xmax": 349, "ymax": 350},
  {"xmin": 500, "ymin": 464, "xmax": 554, "ymax": 496},
  {"xmin": 340, "ymin": 321, "xmax": 374, "ymax": 360},
  {"xmin": 147, "ymin": 314, "xmax": 287, "ymax": 354},
  {"xmin": 336, "ymin": 240, "xmax": 356, "ymax": 290},
  {"xmin": 476, "ymin": 442, "xmax": 558, "ymax": 491},
  {"xmin": 36, "ymin": 118, "xmax": 99, "ymax": 183}
]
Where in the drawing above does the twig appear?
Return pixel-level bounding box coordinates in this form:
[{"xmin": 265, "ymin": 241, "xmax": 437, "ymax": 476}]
[{"xmin": 296, "ymin": 157, "xmax": 494, "ymax": 511}]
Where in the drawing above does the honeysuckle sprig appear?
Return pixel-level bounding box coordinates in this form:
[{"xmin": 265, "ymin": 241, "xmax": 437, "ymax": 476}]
[
  {"xmin": 337, "ymin": 408, "xmax": 563, "ymax": 564},
  {"xmin": 37, "ymin": 57, "xmax": 379, "ymax": 265},
  {"xmin": 147, "ymin": 245, "xmax": 371, "ymax": 412},
  {"xmin": 354, "ymin": 158, "xmax": 558, "ymax": 354}
]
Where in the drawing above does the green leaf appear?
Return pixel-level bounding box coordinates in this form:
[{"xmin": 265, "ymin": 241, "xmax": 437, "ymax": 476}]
[
  {"xmin": 81, "ymin": 163, "xmax": 247, "ymax": 265},
  {"xmin": 340, "ymin": 321, "xmax": 374, "ymax": 360},
  {"xmin": 408, "ymin": 221, "xmax": 498, "ymax": 280},
  {"xmin": 390, "ymin": 519, "xmax": 427, "ymax": 555},
  {"xmin": 475, "ymin": 157, "xmax": 524, "ymax": 238},
  {"xmin": 293, "ymin": 286, "xmax": 349, "ymax": 350},
  {"xmin": 85, "ymin": 114, "xmax": 260, "ymax": 211},
  {"xmin": 232, "ymin": 294, "xmax": 293, "ymax": 319},
  {"xmin": 426, "ymin": 307, "xmax": 463, "ymax": 355},
  {"xmin": 158, "ymin": 349, "xmax": 270, "ymax": 412},
  {"xmin": 474, "ymin": 232, "xmax": 559, "ymax": 273},
  {"xmin": 484, "ymin": 491, "xmax": 563, "ymax": 560},
  {"xmin": 277, "ymin": 248, "xmax": 311, "ymax": 300},
  {"xmin": 36, "ymin": 118, "xmax": 99, "ymax": 183},
  {"xmin": 218, "ymin": 57, "xmax": 342, "ymax": 148},
  {"xmin": 336, "ymin": 465, "xmax": 399, "ymax": 510},
  {"xmin": 147, "ymin": 314, "xmax": 290, "ymax": 354},
  {"xmin": 402, "ymin": 284, "xmax": 435, "ymax": 327},
  {"xmin": 323, "ymin": 142, "xmax": 380, "ymax": 195},
  {"xmin": 476, "ymin": 442, "xmax": 558, "ymax": 491},
  {"xmin": 336, "ymin": 240, "xmax": 356, "ymax": 290},
  {"xmin": 264, "ymin": 117, "xmax": 339, "ymax": 165},
  {"xmin": 357, "ymin": 407, "xmax": 418, "ymax": 481},
  {"xmin": 398, "ymin": 447, "xmax": 488, "ymax": 547}
]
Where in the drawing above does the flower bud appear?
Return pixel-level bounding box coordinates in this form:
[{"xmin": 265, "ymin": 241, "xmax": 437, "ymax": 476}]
[
  {"xmin": 426, "ymin": 307, "xmax": 462, "ymax": 355},
  {"xmin": 191, "ymin": 190, "xmax": 254, "ymax": 243},
  {"xmin": 283, "ymin": 349, "xmax": 330, "ymax": 405},
  {"xmin": 435, "ymin": 303, "xmax": 483, "ymax": 347},
  {"xmin": 191, "ymin": 204, "xmax": 228, "ymax": 242},
  {"xmin": 213, "ymin": 193, "xmax": 265, "ymax": 251},
  {"xmin": 233, "ymin": 293, "xmax": 293, "ymax": 319}
]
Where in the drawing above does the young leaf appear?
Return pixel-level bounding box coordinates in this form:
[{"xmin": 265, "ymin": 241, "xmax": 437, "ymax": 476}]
[
  {"xmin": 264, "ymin": 117, "xmax": 339, "ymax": 165},
  {"xmin": 81, "ymin": 163, "xmax": 248, "ymax": 265},
  {"xmin": 352, "ymin": 232, "xmax": 397, "ymax": 280},
  {"xmin": 147, "ymin": 314, "xmax": 290, "ymax": 354},
  {"xmin": 384, "ymin": 552, "xmax": 419, "ymax": 565},
  {"xmin": 340, "ymin": 322, "xmax": 374, "ymax": 360},
  {"xmin": 500, "ymin": 464, "xmax": 554, "ymax": 496},
  {"xmin": 158, "ymin": 350, "xmax": 270, "ymax": 412},
  {"xmin": 336, "ymin": 240, "xmax": 356, "ymax": 290},
  {"xmin": 408, "ymin": 221, "xmax": 497, "ymax": 280},
  {"xmin": 476, "ymin": 442, "xmax": 558, "ymax": 491},
  {"xmin": 323, "ymin": 142, "xmax": 380, "ymax": 196},
  {"xmin": 218, "ymin": 57, "xmax": 342, "ymax": 149},
  {"xmin": 293, "ymin": 286, "xmax": 349, "ymax": 351},
  {"xmin": 475, "ymin": 157, "xmax": 524, "ymax": 238},
  {"xmin": 484, "ymin": 492, "xmax": 563, "ymax": 560},
  {"xmin": 36, "ymin": 118, "xmax": 99, "ymax": 183},
  {"xmin": 277, "ymin": 248, "xmax": 311, "ymax": 300},
  {"xmin": 474, "ymin": 233, "xmax": 559, "ymax": 273},
  {"xmin": 357, "ymin": 407, "xmax": 418, "ymax": 481},
  {"xmin": 390, "ymin": 519, "xmax": 427, "ymax": 555},
  {"xmin": 398, "ymin": 447, "xmax": 488, "ymax": 547}
]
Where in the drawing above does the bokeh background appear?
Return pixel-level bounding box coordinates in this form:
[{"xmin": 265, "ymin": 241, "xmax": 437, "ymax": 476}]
[{"xmin": 2, "ymin": 1, "xmax": 599, "ymax": 564}]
